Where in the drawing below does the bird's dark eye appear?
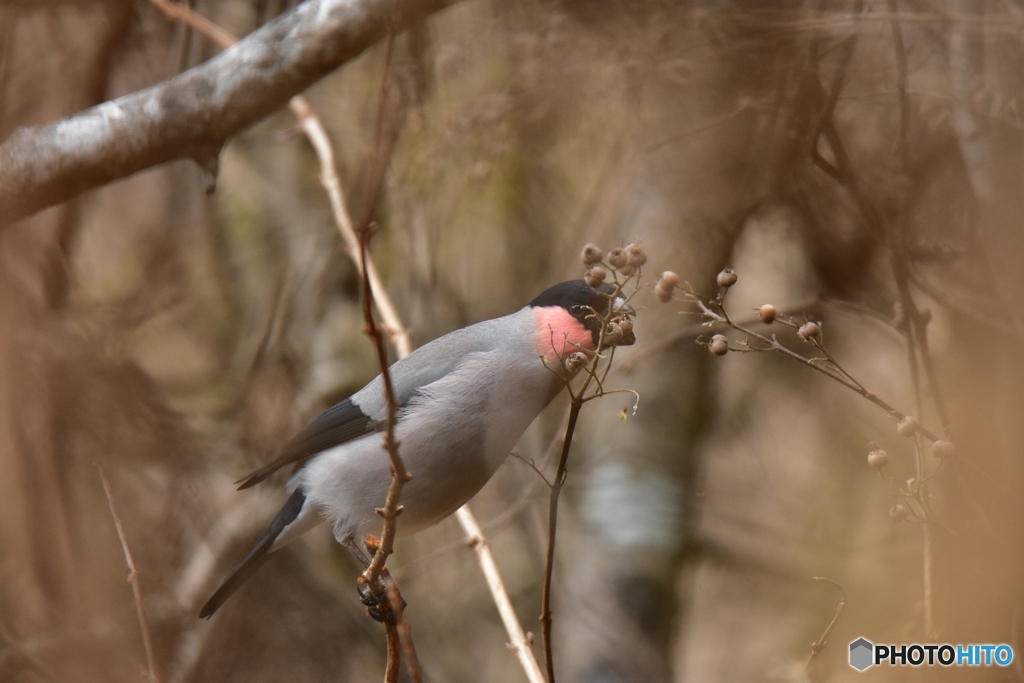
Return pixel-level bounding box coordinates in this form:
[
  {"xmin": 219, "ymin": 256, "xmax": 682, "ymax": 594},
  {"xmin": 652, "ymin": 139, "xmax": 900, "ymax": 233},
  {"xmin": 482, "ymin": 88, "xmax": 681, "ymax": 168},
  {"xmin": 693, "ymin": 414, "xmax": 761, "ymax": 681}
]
[{"xmin": 570, "ymin": 304, "xmax": 584, "ymax": 316}]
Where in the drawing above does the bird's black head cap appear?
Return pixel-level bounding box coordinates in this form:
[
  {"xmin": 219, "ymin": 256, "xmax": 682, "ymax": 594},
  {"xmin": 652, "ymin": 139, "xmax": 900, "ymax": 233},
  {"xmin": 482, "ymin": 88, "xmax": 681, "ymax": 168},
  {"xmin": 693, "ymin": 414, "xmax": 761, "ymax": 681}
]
[{"xmin": 529, "ymin": 280, "xmax": 620, "ymax": 344}]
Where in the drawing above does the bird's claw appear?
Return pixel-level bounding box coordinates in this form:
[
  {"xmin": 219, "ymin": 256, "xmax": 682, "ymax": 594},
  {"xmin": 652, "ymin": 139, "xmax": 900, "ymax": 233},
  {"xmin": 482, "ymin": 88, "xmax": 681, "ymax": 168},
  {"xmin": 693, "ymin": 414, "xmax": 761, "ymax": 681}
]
[{"xmin": 356, "ymin": 575, "xmax": 406, "ymax": 624}]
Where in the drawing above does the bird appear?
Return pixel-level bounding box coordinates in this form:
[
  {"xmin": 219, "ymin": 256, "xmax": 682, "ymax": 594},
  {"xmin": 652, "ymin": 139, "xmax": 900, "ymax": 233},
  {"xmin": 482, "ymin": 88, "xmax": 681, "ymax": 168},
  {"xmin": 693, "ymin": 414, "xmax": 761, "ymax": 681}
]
[{"xmin": 199, "ymin": 279, "xmax": 633, "ymax": 619}]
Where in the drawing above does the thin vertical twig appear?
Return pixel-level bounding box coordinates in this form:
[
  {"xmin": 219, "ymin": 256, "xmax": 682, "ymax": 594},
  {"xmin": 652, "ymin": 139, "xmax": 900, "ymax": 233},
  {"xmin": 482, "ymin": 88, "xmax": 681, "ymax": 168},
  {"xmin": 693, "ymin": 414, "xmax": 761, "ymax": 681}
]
[
  {"xmin": 149, "ymin": 0, "xmax": 236, "ymax": 47},
  {"xmin": 459, "ymin": 508, "xmax": 547, "ymax": 683},
  {"xmin": 540, "ymin": 400, "xmax": 582, "ymax": 683},
  {"xmin": 290, "ymin": 95, "xmax": 412, "ymax": 356},
  {"xmin": 354, "ymin": 28, "xmax": 405, "ymax": 588},
  {"xmin": 96, "ymin": 463, "xmax": 161, "ymax": 683},
  {"xmin": 349, "ymin": 32, "xmax": 422, "ymax": 683},
  {"xmin": 889, "ymin": 0, "xmax": 939, "ymax": 636},
  {"xmin": 386, "ymin": 579, "xmax": 421, "ymax": 683},
  {"xmin": 384, "ymin": 623, "xmax": 402, "ymax": 683}
]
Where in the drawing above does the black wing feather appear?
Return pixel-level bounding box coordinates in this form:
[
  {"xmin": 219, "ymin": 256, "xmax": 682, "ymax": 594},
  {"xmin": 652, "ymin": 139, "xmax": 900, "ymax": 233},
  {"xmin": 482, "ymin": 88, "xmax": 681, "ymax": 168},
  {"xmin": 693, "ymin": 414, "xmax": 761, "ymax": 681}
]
[
  {"xmin": 199, "ymin": 488, "xmax": 307, "ymax": 618},
  {"xmin": 235, "ymin": 398, "xmax": 380, "ymax": 490}
]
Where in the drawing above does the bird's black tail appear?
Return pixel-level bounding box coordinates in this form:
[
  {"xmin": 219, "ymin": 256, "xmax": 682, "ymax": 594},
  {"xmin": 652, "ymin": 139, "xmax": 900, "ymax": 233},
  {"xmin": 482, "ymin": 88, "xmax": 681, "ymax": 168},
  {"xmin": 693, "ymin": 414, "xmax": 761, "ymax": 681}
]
[{"xmin": 199, "ymin": 488, "xmax": 307, "ymax": 618}]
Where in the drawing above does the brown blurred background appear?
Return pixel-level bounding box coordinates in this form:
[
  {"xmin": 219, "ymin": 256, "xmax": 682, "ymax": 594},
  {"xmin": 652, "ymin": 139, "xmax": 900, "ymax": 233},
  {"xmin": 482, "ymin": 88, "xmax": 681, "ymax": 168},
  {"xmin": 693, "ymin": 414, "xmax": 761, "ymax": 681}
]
[{"xmin": 2, "ymin": 1, "xmax": 1023, "ymax": 681}]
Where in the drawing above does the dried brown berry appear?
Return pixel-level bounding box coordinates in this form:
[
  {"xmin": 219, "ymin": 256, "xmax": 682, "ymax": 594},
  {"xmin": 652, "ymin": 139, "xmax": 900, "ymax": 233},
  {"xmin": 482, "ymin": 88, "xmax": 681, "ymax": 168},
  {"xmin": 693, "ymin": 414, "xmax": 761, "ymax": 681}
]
[
  {"xmin": 797, "ymin": 321, "xmax": 820, "ymax": 341},
  {"xmin": 660, "ymin": 271, "xmax": 680, "ymax": 289},
  {"xmin": 931, "ymin": 440, "xmax": 955, "ymax": 459},
  {"xmin": 897, "ymin": 416, "xmax": 920, "ymax": 438},
  {"xmin": 608, "ymin": 248, "xmax": 628, "ymax": 269},
  {"xmin": 890, "ymin": 503, "xmax": 909, "ymax": 522},
  {"xmin": 604, "ymin": 323, "xmax": 624, "ymax": 346},
  {"xmin": 625, "ymin": 243, "xmax": 648, "ymax": 267},
  {"xmin": 716, "ymin": 268, "xmax": 737, "ymax": 288},
  {"xmin": 585, "ymin": 267, "xmax": 607, "ymax": 287},
  {"xmin": 618, "ymin": 264, "xmax": 636, "ymax": 277},
  {"xmin": 867, "ymin": 449, "xmax": 889, "ymax": 469},
  {"xmin": 563, "ymin": 351, "xmax": 589, "ymax": 373},
  {"xmin": 614, "ymin": 317, "xmax": 636, "ymax": 346},
  {"xmin": 709, "ymin": 334, "xmax": 729, "ymax": 356},
  {"xmin": 654, "ymin": 283, "xmax": 673, "ymax": 303},
  {"xmin": 581, "ymin": 243, "xmax": 604, "ymax": 266},
  {"xmin": 758, "ymin": 304, "xmax": 776, "ymax": 324}
]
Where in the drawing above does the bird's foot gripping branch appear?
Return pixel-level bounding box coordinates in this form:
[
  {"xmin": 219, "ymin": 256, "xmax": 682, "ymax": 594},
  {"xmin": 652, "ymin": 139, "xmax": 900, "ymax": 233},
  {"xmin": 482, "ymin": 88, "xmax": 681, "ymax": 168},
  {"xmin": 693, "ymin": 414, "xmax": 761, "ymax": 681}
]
[{"xmin": 357, "ymin": 573, "xmax": 406, "ymax": 625}]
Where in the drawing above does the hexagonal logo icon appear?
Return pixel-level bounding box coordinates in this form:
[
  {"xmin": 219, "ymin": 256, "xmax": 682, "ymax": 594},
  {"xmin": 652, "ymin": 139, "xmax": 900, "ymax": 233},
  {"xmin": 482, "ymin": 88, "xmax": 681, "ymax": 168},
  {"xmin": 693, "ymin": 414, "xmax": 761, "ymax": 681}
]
[{"xmin": 849, "ymin": 638, "xmax": 874, "ymax": 671}]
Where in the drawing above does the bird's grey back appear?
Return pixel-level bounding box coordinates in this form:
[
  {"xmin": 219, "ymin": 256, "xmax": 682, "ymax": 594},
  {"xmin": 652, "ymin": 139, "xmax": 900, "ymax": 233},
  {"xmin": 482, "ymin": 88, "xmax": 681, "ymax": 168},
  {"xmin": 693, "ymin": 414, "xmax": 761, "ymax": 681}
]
[{"xmin": 351, "ymin": 309, "xmax": 532, "ymax": 421}]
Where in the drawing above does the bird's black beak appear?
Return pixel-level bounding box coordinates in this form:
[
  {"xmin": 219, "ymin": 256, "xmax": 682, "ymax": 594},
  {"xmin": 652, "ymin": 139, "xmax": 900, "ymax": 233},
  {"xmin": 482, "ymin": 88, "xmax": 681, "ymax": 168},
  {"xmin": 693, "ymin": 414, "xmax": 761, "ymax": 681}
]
[{"xmin": 611, "ymin": 295, "xmax": 634, "ymax": 317}]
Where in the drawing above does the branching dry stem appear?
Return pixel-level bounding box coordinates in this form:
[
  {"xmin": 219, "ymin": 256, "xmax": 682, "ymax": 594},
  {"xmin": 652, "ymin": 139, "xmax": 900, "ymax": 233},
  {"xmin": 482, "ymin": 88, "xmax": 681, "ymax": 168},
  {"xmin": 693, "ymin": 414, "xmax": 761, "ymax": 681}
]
[
  {"xmin": 806, "ymin": 577, "xmax": 846, "ymax": 668},
  {"xmin": 690, "ymin": 294, "xmax": 943, "ymax": 443},
  {"xmin": 540, "ymin": 396, "xmax": 580, "ymax": 683}
]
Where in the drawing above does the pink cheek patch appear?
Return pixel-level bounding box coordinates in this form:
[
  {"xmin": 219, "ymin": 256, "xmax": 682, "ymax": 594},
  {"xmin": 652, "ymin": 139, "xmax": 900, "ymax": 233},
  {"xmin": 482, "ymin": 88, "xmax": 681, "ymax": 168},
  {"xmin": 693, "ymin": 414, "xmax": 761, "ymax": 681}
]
[{"xmin": 533, "ymin": 307, "xmax": 596, "ymax": 365}]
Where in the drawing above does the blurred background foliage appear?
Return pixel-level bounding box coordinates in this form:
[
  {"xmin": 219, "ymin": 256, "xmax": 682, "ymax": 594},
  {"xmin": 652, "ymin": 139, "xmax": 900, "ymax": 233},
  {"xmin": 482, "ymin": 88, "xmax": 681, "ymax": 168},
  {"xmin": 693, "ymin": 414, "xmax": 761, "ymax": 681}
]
[{"xmin": 1, "ymin": 0, "xmax": 1023, "ymax": 681}]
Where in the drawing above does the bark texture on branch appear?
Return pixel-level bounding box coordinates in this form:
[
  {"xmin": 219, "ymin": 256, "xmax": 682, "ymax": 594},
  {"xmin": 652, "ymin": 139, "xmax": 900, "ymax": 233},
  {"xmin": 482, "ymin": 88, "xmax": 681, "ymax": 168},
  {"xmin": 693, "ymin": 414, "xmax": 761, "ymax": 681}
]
[{"xmin": 0, "ymin": 0, "xmax": 453, "ymax": 226}]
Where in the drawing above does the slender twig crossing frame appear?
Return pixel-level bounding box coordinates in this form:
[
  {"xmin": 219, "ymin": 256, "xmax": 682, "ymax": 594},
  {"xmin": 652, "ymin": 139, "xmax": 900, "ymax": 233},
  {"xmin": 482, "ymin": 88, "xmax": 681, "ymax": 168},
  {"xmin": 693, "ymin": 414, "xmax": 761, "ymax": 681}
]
[{"xmin": 96, "ymin": 462, "xmax": 160, "ymax": 683}]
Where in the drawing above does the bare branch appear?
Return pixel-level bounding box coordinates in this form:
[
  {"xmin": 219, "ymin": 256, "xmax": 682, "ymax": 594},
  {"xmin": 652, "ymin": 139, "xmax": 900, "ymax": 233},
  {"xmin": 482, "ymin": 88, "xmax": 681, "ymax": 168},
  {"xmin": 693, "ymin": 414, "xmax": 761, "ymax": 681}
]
[
  {"xmin": 0, "ymin": 0, "xmax": 456, "ymax": 226},
  {"xmin": 458, "ymin": 509, "xmax": 547, "ymax": 683}
]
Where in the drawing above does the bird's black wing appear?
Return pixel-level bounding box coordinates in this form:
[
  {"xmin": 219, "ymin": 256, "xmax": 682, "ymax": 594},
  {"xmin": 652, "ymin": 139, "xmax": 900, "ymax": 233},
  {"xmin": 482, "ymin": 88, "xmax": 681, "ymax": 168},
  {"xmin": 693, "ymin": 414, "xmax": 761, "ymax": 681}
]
[
  {"xmin": 235, "ymin": 398, "xmax": 382, "ymax": 490},
  {"xmin": 199, "ymin": 488, "xmax": 307, "ymax": 617}
]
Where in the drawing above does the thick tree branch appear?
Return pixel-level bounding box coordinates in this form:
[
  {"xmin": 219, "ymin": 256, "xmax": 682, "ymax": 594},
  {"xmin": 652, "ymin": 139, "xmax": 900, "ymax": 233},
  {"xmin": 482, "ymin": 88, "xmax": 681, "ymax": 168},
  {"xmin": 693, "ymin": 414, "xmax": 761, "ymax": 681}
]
[{"xmin": 0, "ymin": 0, "xmax": 454, "ymax": 226}]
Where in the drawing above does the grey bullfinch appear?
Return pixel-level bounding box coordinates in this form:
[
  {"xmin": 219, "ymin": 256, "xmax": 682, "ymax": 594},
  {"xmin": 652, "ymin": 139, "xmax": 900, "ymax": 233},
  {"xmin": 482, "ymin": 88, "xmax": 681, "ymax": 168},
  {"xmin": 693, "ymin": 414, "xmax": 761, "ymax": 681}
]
[{"xmin": 200, "ymin": 279, "xmax": 632, "ymax": 618}]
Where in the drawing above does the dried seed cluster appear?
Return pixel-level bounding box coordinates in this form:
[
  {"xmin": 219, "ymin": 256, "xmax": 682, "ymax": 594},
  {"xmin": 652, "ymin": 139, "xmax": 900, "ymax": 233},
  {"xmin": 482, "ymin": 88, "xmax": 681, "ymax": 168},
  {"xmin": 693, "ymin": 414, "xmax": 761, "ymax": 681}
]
[
  {"xmin": 578, "ymin": 240, "xmax": 642, "ymax": 350},
  {"xmin": 581, "ymin": 241, "xmax": 647, "ymax": 286},
  {"xmin": 604, "ymin": 317, "xmax": 635, "ymax": 346}
]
